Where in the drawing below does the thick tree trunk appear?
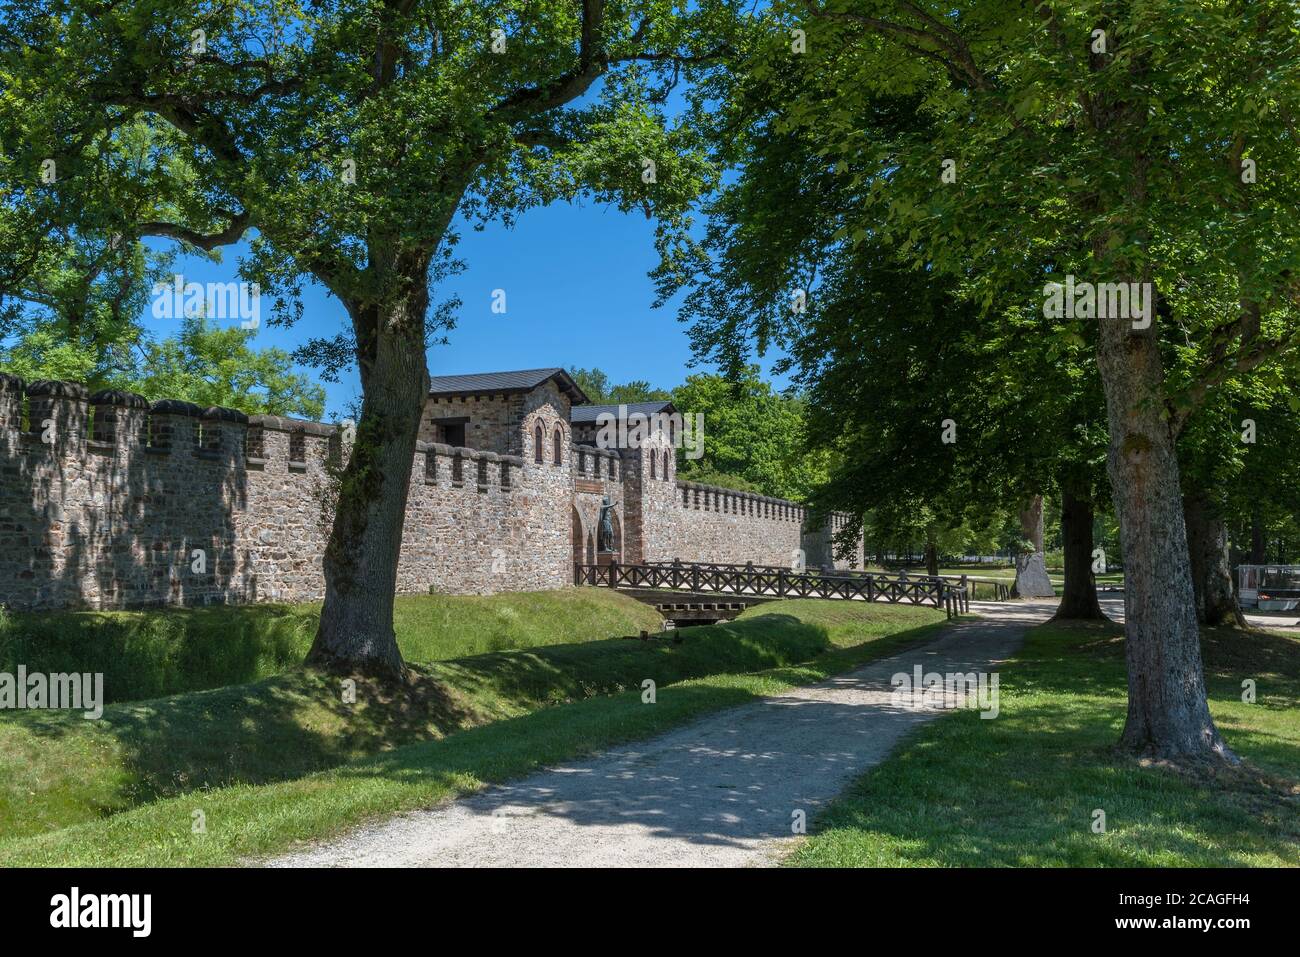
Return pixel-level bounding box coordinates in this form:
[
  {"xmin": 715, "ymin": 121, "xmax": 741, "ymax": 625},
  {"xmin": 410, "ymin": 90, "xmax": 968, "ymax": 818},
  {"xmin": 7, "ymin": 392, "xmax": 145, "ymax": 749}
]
[
  {"xmin": 1096, "ymin": 313, "xmax": 1231, "ymax": 761},
  {"xmin": 305, "ymin": 285, "xmax": 431, "ymax": 679},
  {"xmin": 1013, "ymin": 495, "xmax": 1056, "ymax": 598},
  {"xmin": 1053, "ymin": 484, "xmax": 1104, "ymax": 620},
  {"xmin": 1183, "ymin": 489, "xmax": 1246, "ymax": 628},
  {"xmin": 924, "ymin": 541, "xmax": 939, "ymax": 577}
]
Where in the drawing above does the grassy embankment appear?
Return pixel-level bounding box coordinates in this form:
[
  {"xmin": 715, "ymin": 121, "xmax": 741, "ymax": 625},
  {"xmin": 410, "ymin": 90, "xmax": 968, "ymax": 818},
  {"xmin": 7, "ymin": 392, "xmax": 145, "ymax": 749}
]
[
  {"xmin": 0, "ymin": 591, "xmax": 945, "ymax": 866},
  {"xmin": 0, "ymin": 589, "xmax": 666, "ymax": 703}
]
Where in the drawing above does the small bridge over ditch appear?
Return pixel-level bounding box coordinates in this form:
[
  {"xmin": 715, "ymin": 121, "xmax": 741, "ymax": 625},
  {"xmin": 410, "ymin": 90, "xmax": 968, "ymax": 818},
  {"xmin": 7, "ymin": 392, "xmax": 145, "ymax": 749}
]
[{"xmin": 575, "ymin": 559, "xmax": 998, "ymax": 624}]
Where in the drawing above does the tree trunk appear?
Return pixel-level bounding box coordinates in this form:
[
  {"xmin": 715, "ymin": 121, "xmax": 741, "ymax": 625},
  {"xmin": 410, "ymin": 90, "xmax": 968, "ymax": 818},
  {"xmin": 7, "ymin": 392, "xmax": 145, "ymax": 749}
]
[
  {"xmin": 1012, "ymin": 495, "xmax": 1056, "ymax": 598},
  {"xmin": 305, "ymin": 284, "xmax": 431, "ymax": 680},
  {"xmin": 1250, "ymin": 512, "xmax": 1265, "ymax": 564},
  {"xmin": 1183, "ymin": 489, "xmax": 1246, "ymax": 628},
  {"xmin": 924, "ymin": 541, "xmax": 938, "ymax": 577},
  {"xmin": 1096, "ymin": 312, "xmax": 1231, "ymax": 762},
  {"xmin": 1053, "ymin": 483, "xmax": 1104, "ymax": 620}
]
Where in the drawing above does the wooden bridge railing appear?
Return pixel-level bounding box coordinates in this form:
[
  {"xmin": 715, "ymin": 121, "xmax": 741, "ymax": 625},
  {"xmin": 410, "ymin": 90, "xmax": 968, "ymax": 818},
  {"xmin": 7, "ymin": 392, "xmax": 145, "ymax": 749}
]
[
  {"xmin": 642, "ymin": 559, "xmax": 1010, "ymax": 602},
  {"xmin": 575, "ymin": 560, "xmax": 970, "ymax": 618}
]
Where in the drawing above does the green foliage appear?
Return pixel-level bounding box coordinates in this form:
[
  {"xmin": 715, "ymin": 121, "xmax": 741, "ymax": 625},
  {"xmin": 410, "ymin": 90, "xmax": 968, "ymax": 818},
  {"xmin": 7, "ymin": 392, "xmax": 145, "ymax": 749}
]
[
  {"xmin": 671, "ymin": 0, "xmax": 1300, "ymax": 567},
  {"xmin": 568, "ymin": 364, "xmax": 824, "ymax": 500},
  {"xmin": 0, "ymin": 0, "xmax": 746, "ymax": 335},
  {"xmin": 664, "ymin": 34, "xmax": 1119, "ymax": 553},
  {"xmin": 1, "ymin": 316, "xmax": 326, "ymax": 417},
  {"xmin": 1178, "ymin": 363, "xmax": 1300, "ymax": 560},
  {"xmin": 568, "ymin": 366, "xmax": 671, "ymax": 404},
  {"xmin": 671, "ymin": 366, "xmax": 829, "ymax": 500},
  {"xmin": 671, "ymin": 463, "xmax": 760, "ymax": 494},
  {"xmin": 132, "ymin": 317, "xmax": 326, "ymax": 417}
]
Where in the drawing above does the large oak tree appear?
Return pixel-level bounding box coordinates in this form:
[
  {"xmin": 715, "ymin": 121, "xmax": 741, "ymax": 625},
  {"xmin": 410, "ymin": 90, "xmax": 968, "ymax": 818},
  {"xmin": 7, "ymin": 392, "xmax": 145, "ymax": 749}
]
[{"xmin": 1, "ymin": 0, "xmax": 743, "ymax": 677}]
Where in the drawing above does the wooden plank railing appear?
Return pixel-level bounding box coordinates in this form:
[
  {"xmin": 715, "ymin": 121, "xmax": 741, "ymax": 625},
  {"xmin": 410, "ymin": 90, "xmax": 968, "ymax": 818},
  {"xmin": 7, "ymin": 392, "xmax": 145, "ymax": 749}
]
[
  {"xmin": 642, "ymin": 558, "xmax": 1007, "ymax": 602},
  {"xmin": 575, "ymin": 561, "xmax": 970, "ymax": 618}
]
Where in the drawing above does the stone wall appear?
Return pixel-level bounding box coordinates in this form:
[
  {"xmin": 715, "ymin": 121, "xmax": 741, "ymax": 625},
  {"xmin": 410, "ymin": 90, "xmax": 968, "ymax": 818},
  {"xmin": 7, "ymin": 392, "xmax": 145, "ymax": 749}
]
[
  {"xmin": 419, "ymin": 392, "xmax": 523, "ymax": 454},
  {"xmin": 0, "ymin": 372, "xmax": 862, "ymax": 613},
  {"xmin": 621, "ymin": 429, "xmax": 678, "ymax": 563},
  {"xmin": 663, "ymin": 480, "xmax": 809, "ymax": 568},
  {"xmin": 0, "ymin": 375, "xmax": 571, "ymax": 611}
]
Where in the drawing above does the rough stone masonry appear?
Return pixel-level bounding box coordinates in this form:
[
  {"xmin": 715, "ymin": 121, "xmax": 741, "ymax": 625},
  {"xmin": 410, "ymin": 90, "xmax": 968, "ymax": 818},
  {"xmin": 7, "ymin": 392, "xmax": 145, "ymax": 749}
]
[{"xmin": 0, "ymin": 368, "xmax": 862, "ymax": 612}]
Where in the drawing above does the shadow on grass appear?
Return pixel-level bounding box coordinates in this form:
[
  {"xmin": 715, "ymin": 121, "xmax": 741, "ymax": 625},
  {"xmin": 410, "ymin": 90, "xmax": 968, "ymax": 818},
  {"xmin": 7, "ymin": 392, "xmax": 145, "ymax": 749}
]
[
  {"xmin": 788, "ymin": 622, "xmax": 1300, "ymax": 868},
  {"xmin": 1, "ymin": 609, "xmax": 866, "ymax": 839},
  {"xmin": 276, "ymin": 619, "xmax": 973, "ymax": 857},
  {"xmin": 430, "ymin": 615, "xmax": 827, "ymax": 710},
  {"xmin": 0, "ymin": 605, "xmax": 315, "ymax": 704}
]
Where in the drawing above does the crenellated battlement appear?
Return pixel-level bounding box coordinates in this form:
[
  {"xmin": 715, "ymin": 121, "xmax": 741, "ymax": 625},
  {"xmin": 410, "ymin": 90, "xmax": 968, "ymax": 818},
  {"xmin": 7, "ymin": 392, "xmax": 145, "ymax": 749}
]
[
  {"xmin": 675, "ymin": 480, "xmax": 806, "ymax": 523},
  {"xmin": 571, "ymin": 444, "xmax": 622, "ymax": 480},
  {"xmin": 1, "ymin": 375, "xmax": 343, "ymax": 472},
  {"xmin": 416, "ymin": 441, "xmax": 527, "ymax": 493},
  {"xmin": 0, "ymin": 369, "xmax": 861, "ymax": 611}
]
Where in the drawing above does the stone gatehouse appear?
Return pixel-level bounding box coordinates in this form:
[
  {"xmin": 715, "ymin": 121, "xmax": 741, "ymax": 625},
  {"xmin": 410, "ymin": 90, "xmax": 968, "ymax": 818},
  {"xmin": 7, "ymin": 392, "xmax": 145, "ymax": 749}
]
[{"xmin": 0, "ymin": 368, "xmax": 862, "ymax": 612}]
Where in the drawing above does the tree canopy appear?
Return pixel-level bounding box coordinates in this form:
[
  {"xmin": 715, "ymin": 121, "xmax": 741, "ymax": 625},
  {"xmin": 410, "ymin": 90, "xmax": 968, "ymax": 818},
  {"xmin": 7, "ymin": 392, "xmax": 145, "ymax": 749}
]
[
  {"xmin": 661, "ymin": 0, "xmax": 1300, "ymax": 760},
  {"xmin": 1, "ymin": 0, "xmax": 751, "ymax": 676}
]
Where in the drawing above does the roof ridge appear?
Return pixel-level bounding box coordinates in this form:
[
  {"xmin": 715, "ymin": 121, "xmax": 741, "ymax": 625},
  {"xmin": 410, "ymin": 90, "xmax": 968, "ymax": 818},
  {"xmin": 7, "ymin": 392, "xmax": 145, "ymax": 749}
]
[{"xmin": 426, "ymin": 368, "xmax": 588, "ymax": 405}]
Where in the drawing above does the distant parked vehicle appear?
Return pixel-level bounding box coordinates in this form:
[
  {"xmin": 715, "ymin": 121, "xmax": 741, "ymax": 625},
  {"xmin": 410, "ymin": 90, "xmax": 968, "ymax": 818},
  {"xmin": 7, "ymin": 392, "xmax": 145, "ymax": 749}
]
[{"xmin": 1238, "ymin": 565, "xmax": 1300, "ymax": 610}]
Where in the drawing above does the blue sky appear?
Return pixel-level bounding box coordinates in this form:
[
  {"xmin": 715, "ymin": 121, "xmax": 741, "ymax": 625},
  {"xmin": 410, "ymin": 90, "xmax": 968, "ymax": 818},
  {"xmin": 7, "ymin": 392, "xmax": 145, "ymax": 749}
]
[{"xmin": 155, "ymin": 196, "xmax": 790, "ymax": 420}]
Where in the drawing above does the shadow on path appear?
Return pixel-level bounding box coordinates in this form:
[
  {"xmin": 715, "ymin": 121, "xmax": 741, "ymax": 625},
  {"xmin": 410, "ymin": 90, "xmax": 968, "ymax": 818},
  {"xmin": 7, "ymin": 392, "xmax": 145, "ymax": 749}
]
[{"xmin": 270, "ymin": 600, "xmax": 1059, "ymax": 868}]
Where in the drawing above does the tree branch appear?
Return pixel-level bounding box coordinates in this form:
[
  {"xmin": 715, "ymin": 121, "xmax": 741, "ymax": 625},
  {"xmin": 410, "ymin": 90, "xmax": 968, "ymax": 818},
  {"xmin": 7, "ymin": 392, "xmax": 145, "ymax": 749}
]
[
  {"xmin": 810, "ymin": 3, "xmax": 995, "ymax": 92},
  {"xmin": 138, "ymin": 211, "xmax": 250, "ymax": 251},
  {"xmin": 489, "ymin": 0, "xmax": 608, "ymax": 121},
  {"xmin": 1173, "ymin": 328, "xmax": 1300, "ymax": 434}
]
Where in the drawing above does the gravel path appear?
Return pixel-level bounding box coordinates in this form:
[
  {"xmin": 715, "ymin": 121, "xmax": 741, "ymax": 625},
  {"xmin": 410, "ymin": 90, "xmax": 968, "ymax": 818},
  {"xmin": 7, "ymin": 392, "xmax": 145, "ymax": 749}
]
[{"xmin": 267, "ymin": 599, "xmax": 1059, "ymax": 868}]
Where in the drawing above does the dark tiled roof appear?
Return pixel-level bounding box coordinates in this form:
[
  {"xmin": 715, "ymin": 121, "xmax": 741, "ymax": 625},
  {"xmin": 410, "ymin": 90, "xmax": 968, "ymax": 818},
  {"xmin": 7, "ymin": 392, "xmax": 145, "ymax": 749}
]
[
  {"xmin": 427, "ymin": 368, "xmax": 589, "ymax": 404},
  {"xmin": 570, "ymin": 400, "xmax": 677, "ymax": 424}
]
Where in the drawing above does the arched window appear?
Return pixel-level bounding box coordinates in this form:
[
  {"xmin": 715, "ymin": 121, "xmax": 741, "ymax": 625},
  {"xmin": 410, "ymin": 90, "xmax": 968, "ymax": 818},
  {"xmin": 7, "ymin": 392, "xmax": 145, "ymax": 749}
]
[
  {"xmin": 534, "ymin": 422, "xmax": 544, "ymax": 464},
  {"xmin": 663, "ymin": 450, "xmax": 670, "ymax": 480},
  {"xmin": 650, "ymin": 450, "xmax": 657, "ymax": 479},
  {"xmin": 553, "ymin": 426, "xmax": 562, "ymax": 465}
]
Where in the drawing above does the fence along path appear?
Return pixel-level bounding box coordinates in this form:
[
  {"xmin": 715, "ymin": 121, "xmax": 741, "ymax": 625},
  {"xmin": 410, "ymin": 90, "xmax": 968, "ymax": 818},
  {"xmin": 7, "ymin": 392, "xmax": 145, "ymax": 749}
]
[
  {"xmin": 642, "ymin": 559, "xmax": 1012, "ymax": 602},
  {"xmin": 575, "ymin": 559, "xmax": 971, "ymax": 619}
]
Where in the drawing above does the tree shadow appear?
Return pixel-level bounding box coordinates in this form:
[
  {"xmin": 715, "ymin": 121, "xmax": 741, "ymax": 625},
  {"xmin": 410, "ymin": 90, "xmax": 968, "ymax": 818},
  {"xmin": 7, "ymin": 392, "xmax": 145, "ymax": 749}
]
[
  {"xmin": 2, "ymin": 391, "xmax": 256, "ymax": 622},
  {"xmin": 5, "ymin": 664, "xmax": 481, "ymax": 831},
  {"xmin": 0, "ymin": 610, "xmax": 860, "ymax": 838},
  {"xmin": 427, "ymin": 614, "xmax": 830, "ymax": 711}
]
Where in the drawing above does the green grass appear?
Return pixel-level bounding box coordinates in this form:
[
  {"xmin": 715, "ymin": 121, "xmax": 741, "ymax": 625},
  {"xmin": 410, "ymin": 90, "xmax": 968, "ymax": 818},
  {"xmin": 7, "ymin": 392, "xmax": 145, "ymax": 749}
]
[
  {"xmin": 786, "ymin": 619, "xmax": 1300, "ymax": 867},
  {"xmin": 857, "ymin": 565, "xmax": 1125, "ymax": 598},
  {"xmin": 0, "ymin": 598, "xmax": 945, "ymax": 862},
  {"xmin": 935, "ymin": 566, "xmax": 1125, "ymax": 587},
  {"xmin": 0, "ymin": 589, "xmax": 662, "ymax": 704}
]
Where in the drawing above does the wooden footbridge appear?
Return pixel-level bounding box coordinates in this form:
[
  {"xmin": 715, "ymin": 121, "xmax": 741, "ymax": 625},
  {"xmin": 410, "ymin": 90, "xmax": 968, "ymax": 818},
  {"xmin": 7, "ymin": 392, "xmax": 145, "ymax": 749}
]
[{"xmin": 575, "ymin": 559, "xmax": 983, "ymax": 623}]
